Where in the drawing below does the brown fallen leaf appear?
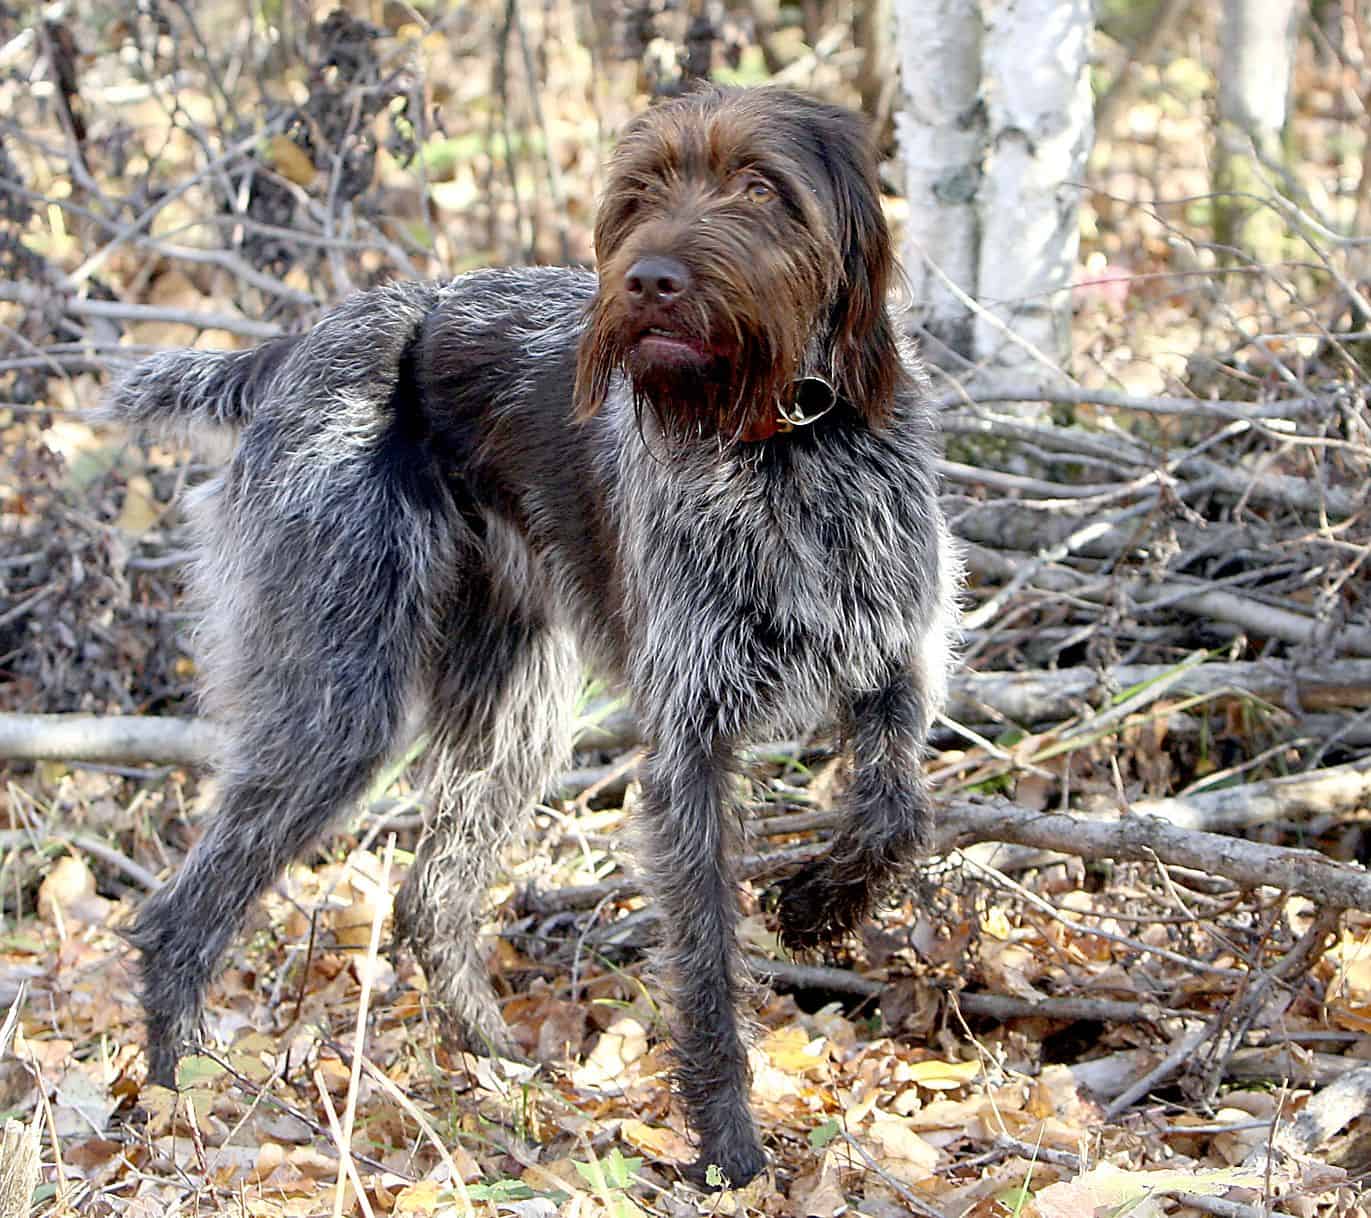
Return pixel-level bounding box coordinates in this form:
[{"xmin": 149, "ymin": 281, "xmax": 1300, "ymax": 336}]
[
  {"xmin": 619, "ymin": 1117, "xmax": 692, "ymax": 1164},
  {"xmin": 38, "ymin": 855, "xmax": 110, "ymax": 927},
  {"xmin": 790, "ymin": 1148, "xmax": 849, "ymax": 1218}
]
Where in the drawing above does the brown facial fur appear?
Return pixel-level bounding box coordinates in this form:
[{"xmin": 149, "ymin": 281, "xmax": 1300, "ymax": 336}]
[{"xmin": 574, "ymin": 88, "xmax": 905, "ymax": 440}]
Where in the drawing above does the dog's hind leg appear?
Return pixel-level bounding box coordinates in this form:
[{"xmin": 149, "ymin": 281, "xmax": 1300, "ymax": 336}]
[
  {"xmin": 396, "ymin": 574, "xmax": 580, "ymax": 1059},
  {"xmin": 131, "ymin": 470, "xmax": 444, "ymax": 1087}
]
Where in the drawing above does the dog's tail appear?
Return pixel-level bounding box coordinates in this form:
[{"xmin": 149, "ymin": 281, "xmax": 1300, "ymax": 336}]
[{"xmin": 103, "ymin": 336, "xmax": 301, "ymax": 431}]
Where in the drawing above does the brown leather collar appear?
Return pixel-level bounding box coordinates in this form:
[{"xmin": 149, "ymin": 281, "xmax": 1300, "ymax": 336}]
[{"xmin": 739, "ymin": 411, "xmax": 792, "ymax": 443}]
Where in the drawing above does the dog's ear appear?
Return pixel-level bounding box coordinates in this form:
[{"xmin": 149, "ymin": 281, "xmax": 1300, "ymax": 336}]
[
  {"xmin": 817, "ymin": 108, "xmax": 904, "ymax": 426},
  {"xmin": 573, "ymin": 297, "xmax": 614, "ymax": 421}
]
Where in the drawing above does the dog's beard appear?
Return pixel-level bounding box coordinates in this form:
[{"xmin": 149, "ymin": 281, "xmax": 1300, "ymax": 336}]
[
  {"xmin": 575, "ymin": 275, "xmax": 820, "ymax": 446},
  {"xmin": 626, "ymin": 346, "xmax": 738, "ymax": 442},
  {"xmin": 614, "ymin": 326, "xmax": 808, "ymax": 446}
]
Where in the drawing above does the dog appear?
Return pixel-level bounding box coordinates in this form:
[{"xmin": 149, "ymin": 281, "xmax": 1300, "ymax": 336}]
[{"xmin": 106, "ymin": 86, "xmax": 960, "ymax": 1188}]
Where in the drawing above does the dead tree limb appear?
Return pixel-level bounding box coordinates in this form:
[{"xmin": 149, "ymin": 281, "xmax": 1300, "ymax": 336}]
[
  {"xmin": 0, "ymin": 714, "xmax": 216, "ymax": 768},
  {"xmin": 1133, "ymin": 757, "xmax": 1371, "ymax": 832},
  {"xmin": 938, "ymin": 798, "xmax": 1371, "ymax": 909},
  {"xmin": 6, "ymin": 658, "xmax": 1369, "ymax": 767}
]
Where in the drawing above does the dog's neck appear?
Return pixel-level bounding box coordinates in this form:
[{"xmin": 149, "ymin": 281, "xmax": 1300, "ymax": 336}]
[
  {"xmin": 737, "ymin": 377, "xmax": 839, "ymax": 442},
  {"xmin": 738, "ymin": 337, "xmax": 841, "ymax": 442}
]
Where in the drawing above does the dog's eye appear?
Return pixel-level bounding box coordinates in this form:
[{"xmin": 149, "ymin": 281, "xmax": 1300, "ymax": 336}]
[{"xmin": 739, "ymin": 177, "xmax": 775, "ymax": 203}]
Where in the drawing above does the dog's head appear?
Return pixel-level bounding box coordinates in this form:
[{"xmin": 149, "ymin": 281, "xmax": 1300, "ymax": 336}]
[{"xmin": 573, "ymin": 87, "xmax": 903, "ymax": 442}]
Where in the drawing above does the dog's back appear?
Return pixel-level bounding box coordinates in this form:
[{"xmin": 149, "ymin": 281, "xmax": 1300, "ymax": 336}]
[{"xmin": 104, "ymin": 269, "xmax": 599, "ymax": 440}]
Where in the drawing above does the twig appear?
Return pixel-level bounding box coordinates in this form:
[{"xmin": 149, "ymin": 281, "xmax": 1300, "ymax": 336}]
[
  {"xmin": 66, "ymin": 115, "xmax": 291, "ymax": 288},
  {"xmin": 991, "ymin": 1134, "xmax": 1081, "ymax": 1170},
  {"xmin": 0, "ymin": 283, "xmax": 283, "ymax": 340},
  {"xmin": 1103, "ymin": 1019, "xmax": 1215, "ymax": 1120},
  {"xmin": 194, "ymin": 1047, "xmax": 397, "ymax": 1177},
  {"xmin": 958, "ymin": 851, "xmax": 1244, "ymax": 977},
  {"xmin": 1174, "ymin": 1195, "xmax": 1264, "ymax": 1218},
  {"xmin": 838, "ymin": 1129, "xmax": 948, "ymax": 1218},
  {"xmin": 0, "ymin": 586, "xmax": 54, "ymax": 632},
  {"xmin": 331, "ymin": 838, "xmax": 392, "ymax": 1218},
  {"xmin": 1196, "ymin": 904, "xmax": 1342, "ymax": 1099},
  {"xmin": 68, "ymin": 833, "xmax": 163, "ymax": 891},
  {"xmin": 315, "ymin": 1069, "xmax": 376, "ymax": 1218},
  {"xmin": 357, "ymin": 1056, "xmax": 476, "ymax": 1217}
]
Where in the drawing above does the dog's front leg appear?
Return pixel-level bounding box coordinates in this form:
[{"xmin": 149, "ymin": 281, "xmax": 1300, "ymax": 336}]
[
  {"xmin": 637, "ymin": 734, "xmax": 767, "ymax": 1189},
  {"xmin": 778, "ymin": 668, "xmax": 933, "ymax": 952}
]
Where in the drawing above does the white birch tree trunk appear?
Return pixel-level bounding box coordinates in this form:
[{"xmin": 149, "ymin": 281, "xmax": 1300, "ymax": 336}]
[
  {"xmin": 895, "ymin": 0, "xmax": 1094, "ymax": 396},
  {"xmin": 976, "ymin": 0, "xmax": 1094, "ymax": 392},
  {"xmin": 894, "ymin": 0, "xmax": 983, "ymax": 362}
]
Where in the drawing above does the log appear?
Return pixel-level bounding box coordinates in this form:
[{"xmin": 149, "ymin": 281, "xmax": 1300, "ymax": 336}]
[{"xmin": 4, "ymin": 656, "xmax": 1369, "ymax": 764}]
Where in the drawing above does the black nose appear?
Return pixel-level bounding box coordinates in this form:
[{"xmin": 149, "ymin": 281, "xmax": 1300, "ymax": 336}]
[{"xmin": 624, "ymin": 255, "xmax": 690, "ymax": 305}]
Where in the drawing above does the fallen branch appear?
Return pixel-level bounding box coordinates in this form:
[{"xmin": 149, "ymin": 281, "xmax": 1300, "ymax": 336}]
[
  {"xmin": 521, "ymin": 794, "xmax": 1371, "ymax": 916},
  {"xmin": 5, "ymin": 713, "xmax": 1367, "ymax": 906},
  {"xmin": 1133, "ymin": 757, "xmax": 1371, "ymax": 832},
  {"xmin": 1131, "ymin": 580, "xmax": 1371, "ymax": 656},
  {"xmin": 964, "ymin": 543, "xmax": 1371, "ymax": 656},
  {"xmin": 933, "ymin": 385, "xmax": 1330, "ymax": 423},
  {"xmin": 753, "ymin": 757, "xmax": 1371, "ymax": 849},
  {"xmin": 0, "ymin": 713, "xmax": 216, "ymax": 767},
  {"xmin": 946, "ymin": 657, "xmax": 1371, "ymax": 726},
  {"xmin": 0, "ymin": 281, "xmax": 284, "ymax": 340},
  {"xmin": 939, "ymin": 797, "xmax": 1371, "ymax": 909},
  {"xmin": 5, "ymin": 658, "xmax": 1366, "ymax": 768},
  {"xmin": 743, "ymin": 958, "xmax": 1187, "ymax": 1025},
  {"xmin": 580, "ymin": 657, "xmax": 1371, "ymax": 752}
]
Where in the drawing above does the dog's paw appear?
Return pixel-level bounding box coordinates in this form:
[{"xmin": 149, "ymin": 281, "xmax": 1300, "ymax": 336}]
[
  {"xmin": 440, "ymin": 1009, "xmax": 529, "ymax": 1065},
  {"xmin": 774, "ymin": 863, "xmax": 869, "ymax": 956},
  {"xmin": 683, "ymin": 1140, "xmax": 769, "ymax": 1192}
]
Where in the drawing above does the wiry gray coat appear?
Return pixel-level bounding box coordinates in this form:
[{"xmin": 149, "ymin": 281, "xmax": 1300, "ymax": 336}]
[{"xmin": 107, "ymin": 87, "xmax": 960, "ymax": 1189}]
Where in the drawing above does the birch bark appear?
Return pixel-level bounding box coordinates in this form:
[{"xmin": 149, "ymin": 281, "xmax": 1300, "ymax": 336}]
[
  {"xmin": 895, "ymin": 0, "xmax": 1094, "ymax": 395},
  {"xmin": 976, "ymin": 0, "xmax": 1094, "ymax": 391},
  {"xmin": 894, "ymin": 0, "xmax": 983, "ymax": 361}
]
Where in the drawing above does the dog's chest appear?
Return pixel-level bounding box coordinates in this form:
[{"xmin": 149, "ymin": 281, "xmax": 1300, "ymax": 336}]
[{"xmin": 617, "ymin": 427, "xmax": 937, "ymax": 727}]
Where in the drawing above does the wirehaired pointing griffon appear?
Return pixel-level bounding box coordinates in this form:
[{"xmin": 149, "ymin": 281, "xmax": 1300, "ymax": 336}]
[{"xmin": 107, "ymin": 86, "xmax": 960, "ymax": 1188}]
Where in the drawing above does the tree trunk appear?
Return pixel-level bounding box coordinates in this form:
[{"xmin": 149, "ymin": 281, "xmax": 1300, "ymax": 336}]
[
  {"xmin": 894, "ymin": 0, "xmax": 984, "ymax": 363},
  {"xmin": 853, "ymin": 0, "xmax": 897, "ymax": 142},
  {"xmin": 1214, "ymin": 0, "xmax": 1300, "ymax": 264},
  {"xmin": 895, "ymin": 0, "xmax": 1093, "ymax": 396},
  {"xmin": 975, "ymin": 0, "xmax": 1094, "ymax": 393}
]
